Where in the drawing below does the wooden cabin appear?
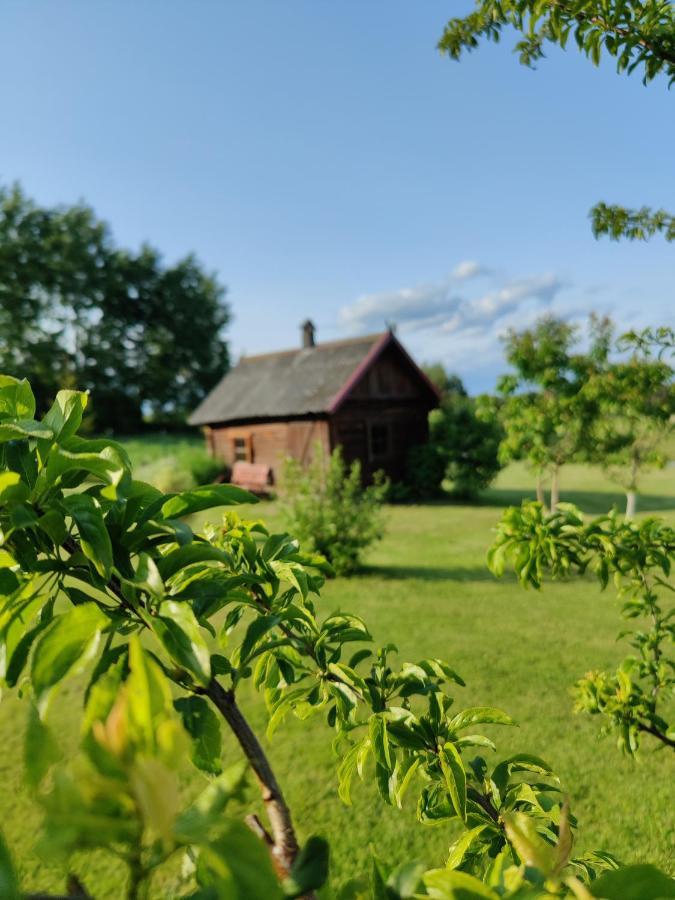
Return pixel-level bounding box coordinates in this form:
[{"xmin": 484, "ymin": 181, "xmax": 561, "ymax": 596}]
[{"xmin": 188, "ymin": 321, "xmax": 440, "ymax": 485}]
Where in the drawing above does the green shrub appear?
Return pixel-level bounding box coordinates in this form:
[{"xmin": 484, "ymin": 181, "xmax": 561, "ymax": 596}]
[
  {"xmin": 189, "ymin": 451, "xmax": 226, "ymax": 485},
  {"xmin": 402, "ymin": 442, "xmax": 447, "ymax": 500},
  {"xmin": 280, "ymin": 445, "xmax": 388, "ymax": 574},
  {"xmin": 431, "ymin": 395, "xmax": 503, "ymax": 498}
]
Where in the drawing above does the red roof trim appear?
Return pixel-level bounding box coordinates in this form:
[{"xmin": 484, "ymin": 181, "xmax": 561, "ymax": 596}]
[
  {"xmin": 327, "ymin": 332, "xmax": 392, "ymax": 413},
  {"xmin": 327, "ymin": 331, "xmax": 441, "ymax": 413},
  {"xmin": 389, "ymin": 333, "xmax": 443, "ymax": 403}
]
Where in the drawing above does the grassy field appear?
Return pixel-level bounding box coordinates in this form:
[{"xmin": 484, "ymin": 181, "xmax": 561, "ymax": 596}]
[
  {"xmin": 1, "ymin": 451, "xmax": 673, "ymax": 896},
  {"xmin": 116, "ymin": 432, "xmax": 219, "ymax": 493}
]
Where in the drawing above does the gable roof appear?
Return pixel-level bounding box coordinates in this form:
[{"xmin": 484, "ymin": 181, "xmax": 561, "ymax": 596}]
[{"xmin": 188, "ymin": 330, "xmax": 438, "ymax": 426}]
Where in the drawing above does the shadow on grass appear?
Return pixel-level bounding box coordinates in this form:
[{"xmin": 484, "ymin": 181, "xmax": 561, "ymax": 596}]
[
  {"xmin": 479, "ymin": 488, "xmax": 675, "ymax": 514},
  {"xmin": 359, "ymin": 563, "xmax": 506, "ymax": 582},
  {"xmin": 390, "ymin": 489, "xmax": 675, "ymax": 515}
]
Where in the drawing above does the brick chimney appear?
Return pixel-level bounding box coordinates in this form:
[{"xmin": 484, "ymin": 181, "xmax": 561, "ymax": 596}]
[{"xmin": 301, "ymin": 319, "xmax": 316, "ymax": 348}]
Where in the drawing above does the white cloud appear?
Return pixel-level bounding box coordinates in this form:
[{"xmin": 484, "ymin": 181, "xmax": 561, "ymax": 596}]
[
  {"xmin": 452, "ymin": 259, "xmax": 486, "ymax": 280},
  {"xmin": 339, "ymin": 268, "xmax": 563, "ymax": 338},
  {"xmin": 338, "ymin": 264, "xmax": 568, "ymax": 392}
]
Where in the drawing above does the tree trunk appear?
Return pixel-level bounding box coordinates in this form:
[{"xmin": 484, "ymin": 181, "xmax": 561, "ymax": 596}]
[
  {"xmin": 205, "ymin": 679, "xmax": 300, "ymax": 879},
  {"xmin": 625, "ymin": 490, "xmax": 637, "ymax": 519},
  {"xmin": 625, "ymin": 456, "xmax": 639, "ymax": 519},
  {"xmin": 550, "ymin": 464, "xmax": 560, "ymax": 510},
  {"xmin": 536, "ymin": 473, "xmax": 545, "ymax": 505}
]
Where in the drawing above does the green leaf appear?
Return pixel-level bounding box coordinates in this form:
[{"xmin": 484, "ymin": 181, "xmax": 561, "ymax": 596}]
[
  {"xmin": 131, "ymin": 553, "xmax": 164, "ymax": 599},
  {"xmin": 153, "ymin": 600, "xmax": 211, "ymax": 686},
  {"xmin": 62, "ymin": 494, "xmax": 114, "ymax": 579},
  {"xmin": 0, "ymin": 548, "xmax": 16, "ymax": 569},
  {"xmin": 40, "ymin": 389, "xmax": 87, "ymax": 444},
  {"xmin": 31, "ymin": 603, "xmax": 108, "ymax": 712},
  {"xmin": 175, "ymin": 760, "xmax": 248, "ymax": 843},
  {"xmin": 337, "ymin": 741, "xmax": 363, "ymax": 806},
  {"xmin": 174, "ymin": 696, "xmax": 222, "ymax": 774},
  {"xmin": 589, "ymin": 864, "xmax": 675, "ymax": 899},
  {"xmin": 386, "ymin": 861, "xmax": 426, "ymax": 898},
  {"xmin": 283, "ymin": 835, "xmax": 330, "ymax": 898},
  {"xmin": 24, "ymin": 704, "xmax": 62, "ymax": 788},
  {"xmin": 0, "ymin": 471, "xmax": 29, "ymax": 504},
  {"xmin": 368, "ymin": 714, "xmax": 393, "ymax": 802},
  {"xmin": 0, "ymin": 375, "xmax": 36, "ymax": 420},
  {"xmin": 491, "ymin": 754, "xmax": 556, "ymax": 800},
  {"xmin": 439, "ymin": 743, "xmax": 466, "ymax": 821},
  {"xmin": 45, "ymin": 444, "xmax": 126, "ymax": 493},
  {"xmin": 393, "ymin": 755, "xmax": 421, "ymax": 808},
  {"xmin": 5, "ymin": 616, "xmax": 53, "ymax": 687},
  {"xmin": 157, "ymin": 543, "xmax": 230, "ymax": 580},
  {"xmin": 449, "ymin": 707, "xmax": 515, "ymax": 731},
  {"xmin": 423, "ymin": 868, "xmax": 498, "ymax": 899},
  {"xmin": 503, "ymin": 811, "xmax": 554, "ymax": 874},
  {"xmin": 160, "ymin": 484, "xmax": 258, "ymax": 519},
  {"xmin": 125, "ymin": 637, "xmax": 175, "ymax": 750},
  {"xmin": 37, "ymin": 509, "xmax": 67, "ymax": 545},
  {"xmin": 198, "ymin": 819, "xmax": 283, "ymax": 898},
  {"xmin": 0, "ymin": 419, "xmax": 53, "ymax": 443},
  {"xmin": 239, "ymin": 614, "xmax": 282, "ymax": 665},
  {"xmin": 0, "ymin": 830, "xmax": 20, "ymax": 900},
  {"xmin": 446, "ymin": 825, "xmax": 487, "ymax": 870}
]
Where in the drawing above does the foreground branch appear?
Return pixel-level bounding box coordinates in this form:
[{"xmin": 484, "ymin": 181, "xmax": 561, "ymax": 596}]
[
  {"xmin": 204, "ymin": 679, "xmax": 301, "ymax": 878},
  {"xmin": 468, "ymin": 787, "xmax": 501, "ymax": 823},
  {"xmin": 59, "ymin": 537, "xmax": 305, "ymax": 888},
  {"xmin": 638, "ymin": 722, "xmax": 675, "ymax": 750}
]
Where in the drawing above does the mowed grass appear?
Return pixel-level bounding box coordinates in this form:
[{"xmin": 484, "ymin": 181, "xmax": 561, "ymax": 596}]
[{"xmin": 1, "ymin": 450, "xmax": 673, "ymax": 896}]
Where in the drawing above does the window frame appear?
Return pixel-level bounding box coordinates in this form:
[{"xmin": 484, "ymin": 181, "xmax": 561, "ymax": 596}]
[{"xmin": 233, "ymin": 436, "xmax": 251, "ymax": 463}]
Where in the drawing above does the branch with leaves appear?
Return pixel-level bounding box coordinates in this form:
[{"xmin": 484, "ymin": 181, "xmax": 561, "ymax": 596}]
[
  {"xmin": 591, "ymin": 203, "xmax": 675, "ymax": 242},
  {"xmin": 438, "ymin": 1, "xmax": 675, "ymax": 243},
  {"xmin": 489, "ymin": 502, "xmax": 675, "ymax": 755},
  {"xmin": 438, "ymin": 0, "xmax": 675, "ymax": 85},
  {"xmin": 0, "ymin": 374, "xmax": 674, "ymax": 898}
]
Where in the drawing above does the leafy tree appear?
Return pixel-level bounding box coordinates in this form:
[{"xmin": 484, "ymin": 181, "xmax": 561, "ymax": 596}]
[
  {"xmin": 438, "ymin": 0, "xmax": 675, "ymax": 242},
  {"xmin": 490, "ymin": 502, "xmax": 675, "ymax": 755},
  {"xmin": 491, "ymin": 316, "xmax": 606, "ymax": 508},
  {"xmin": 406, "ymin": 372, "xmax": 501, "ymax": 500},
  {"xmin": 430, "ymin": 394, "xmax": 503, "ymax": 498},
  {"xmin": 401, "ymin": 441, "xmax": 448, "ymax": 500},
  {"xmin": 585, "ymin": 337, "xmax": 674, "ymax": 517},
  {"xmin": 281, "ymin": 445, "xmax": 388, "ymax": 574},
  {"xmin": 421, "ymin": 364, "xmax": 467, "ymax": 399},
  {"xmin": 0, "ymin": 183, "xmax": 230, "ymax": 430},
  {"xmin": 0, "ymin": 373, "xmax": 673, "ymax": 898}
]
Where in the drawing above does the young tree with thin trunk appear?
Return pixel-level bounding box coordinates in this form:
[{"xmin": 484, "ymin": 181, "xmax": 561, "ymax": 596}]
[
  {"xmin": 492, "ymin": 316, "xmax": 606, "ymax": 509},
  {"xmin": 584, "ymin": 332, "xmax": 674, "ymax": 517}
]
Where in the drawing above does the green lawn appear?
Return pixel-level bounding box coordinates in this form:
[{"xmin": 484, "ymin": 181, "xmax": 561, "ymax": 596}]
[{"xmin": 1, "ymin": 456, "xmax": 673, "ymax": 896}]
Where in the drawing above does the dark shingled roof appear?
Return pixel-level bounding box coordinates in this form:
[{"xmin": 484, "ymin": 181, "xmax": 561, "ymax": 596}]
[{"xmin": 188, "ymin": 332, "xmax": 387, "ymax": 426}]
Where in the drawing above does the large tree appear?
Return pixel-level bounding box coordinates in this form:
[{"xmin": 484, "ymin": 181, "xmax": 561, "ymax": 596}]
[
  {"xmin": 0, "ymin": 183, "xmax": 229, "ymax": 431},
  {"xmin": 439, "ymin": 0, "xmax": 675, "ymax": 242}
]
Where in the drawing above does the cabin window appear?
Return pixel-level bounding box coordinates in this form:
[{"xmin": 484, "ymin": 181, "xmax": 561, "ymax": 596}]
[
  {"xmin": 368, "ymin": 422, "xmax": 391, "ymax": 459},
  {"xmin": 233, "ymin": 437, "xmax": 249, "ymax": 462}
]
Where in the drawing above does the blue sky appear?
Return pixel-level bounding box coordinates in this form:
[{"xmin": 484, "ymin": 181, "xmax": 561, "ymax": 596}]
[{"xmin": 1, "ymin": 1, "xmax": 673, "ymax": 392}]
